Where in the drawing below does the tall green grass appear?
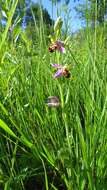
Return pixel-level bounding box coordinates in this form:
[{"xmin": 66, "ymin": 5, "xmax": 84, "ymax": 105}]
[{"xmin": 0, "ymin": 1, "xmax": 107, "ymax": 189}]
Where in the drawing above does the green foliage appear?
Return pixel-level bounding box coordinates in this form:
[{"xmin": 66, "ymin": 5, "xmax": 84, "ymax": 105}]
[
  {"xmin": 23, "ymin": 3, "xmax": 54, "ymax": 40},
  {"xmin": 0, "ymin": 0, "xmax": 107, "ymax": 190},
  {"xmin": 75, "ymin": 0, "xmax": 107, "ymax": 25},
  {"xmin": 25, "ymin": 3, "xmax": 53, "ymax": 26}
]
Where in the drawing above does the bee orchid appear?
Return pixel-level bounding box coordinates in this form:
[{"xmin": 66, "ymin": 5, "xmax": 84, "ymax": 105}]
[
  {"xmin": 51, "ymin": 63, "xmax": 70, "ymax": 79},
  {"xmin": 46, "ymin": 96, "xmax": 60, "ymax": 107},
  {"xmin": 48, "ymin": 40, "xmax": 66, "ymax": 54}
]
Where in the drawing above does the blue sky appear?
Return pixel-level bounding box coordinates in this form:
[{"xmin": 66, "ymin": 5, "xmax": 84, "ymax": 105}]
[{"xmin": 32, "ymin": 0, "xmax": 85, "ymax": 32}]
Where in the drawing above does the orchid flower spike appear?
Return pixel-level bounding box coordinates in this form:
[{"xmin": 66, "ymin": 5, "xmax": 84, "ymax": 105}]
[{"xmin": 51, "ymin": 63, "xmax": 70, "ymax": 79}]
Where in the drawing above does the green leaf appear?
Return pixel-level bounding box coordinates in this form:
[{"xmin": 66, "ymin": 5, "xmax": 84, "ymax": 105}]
[
  {"xmin": 42, "ymin": 160, "xmax": 49, "ymax": 190},
  {"xmin": 0, "ymin": 119, "xmax": 17, "ymax": 138},
  {"xmin": 2, "ymin": 10, "xmax": 7, "ymax": 18},
  {"xmin": 20, "ymin": 135, "xmax": 33, "ymax": 149},
  {"xmin": 0, "ymin": 102, "xmax": 8, "ymax": 116},
  {"xmin": 54, "ymin": 17, "xmax": 63, "ymax": 33}
]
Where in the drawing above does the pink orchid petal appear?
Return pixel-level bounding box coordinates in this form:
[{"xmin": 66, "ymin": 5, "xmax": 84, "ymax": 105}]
[
  {"xmin": 56, "ymin": 40, "xmax": 64, "ymax": 47},
  {"xmin": 59, "ymin": 47, "xmax": 66, "ymax": 53},
  {"xmin": 53, "ymin": 69, "xmax": 63, "ymax": 78},
  {"xmin": 51, "ymin": 63, "xmax": 63, "ymax": 69}
]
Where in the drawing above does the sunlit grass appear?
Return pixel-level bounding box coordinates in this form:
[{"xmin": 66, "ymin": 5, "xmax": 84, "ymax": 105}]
[{"xmin": 0, "ymin": 1, "xmax": 107, "ymax": 190}]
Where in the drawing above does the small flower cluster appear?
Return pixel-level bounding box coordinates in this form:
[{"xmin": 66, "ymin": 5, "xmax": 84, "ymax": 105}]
[{"xmin": 46, "ymin": 17, "xmax": 71, "ymax": 107}]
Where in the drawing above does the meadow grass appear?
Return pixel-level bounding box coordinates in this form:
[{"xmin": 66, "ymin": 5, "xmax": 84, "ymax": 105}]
[{"xmin": 0, "ymin": 1, "xmax": 107, "ymax": 190}]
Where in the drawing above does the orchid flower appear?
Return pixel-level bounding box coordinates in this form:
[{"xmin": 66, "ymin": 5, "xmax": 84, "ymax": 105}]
[
  {"xmin": 48, "ymin": 40, "xmax": 66, "ymax": 54},
  {"xmin": 46, "ymin": 96, "xmax": 60, "ymax": 107},
  {"xmin": 51, "ymin": 63, "xmax": 70, "ymax": 79}
]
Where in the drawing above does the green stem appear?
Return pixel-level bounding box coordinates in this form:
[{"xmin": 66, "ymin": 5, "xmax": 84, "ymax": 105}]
[{"xmin": 0, "ymin": 0, "xmax": 18, "ymax": 51}]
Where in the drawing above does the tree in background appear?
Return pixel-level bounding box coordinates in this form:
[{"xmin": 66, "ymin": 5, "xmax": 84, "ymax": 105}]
[
  {"xmin": 49, "ymin": 0, "xmax": 70, "ymax": 5},
  {"xmin": 25, "ymin": 3, "xmax": 53, "ymax": 27},
  {"xmin": 75, "ymin": 0, "xmax": 107, "ymax": 27},
  {"xmin": 24, "ymin": 3, "xmax": 54, "ymax": 43},
  {"xmin": 49, "ymin": 0, "xmax": 80, "ymax": 5},
  {"xmin": 95, "ymin": 0, "xmax": 107, "ymax": 23},
  {"xmin": 50, "ymin": 0, "xmax": 107, "ymax": 27},
  {"xmin": 0, "ymin": 1, "xmax": 54, "ymax": 44},
  {"xmin": 0, "ymin": 1, "xmax": 53, "ymax": 31}
]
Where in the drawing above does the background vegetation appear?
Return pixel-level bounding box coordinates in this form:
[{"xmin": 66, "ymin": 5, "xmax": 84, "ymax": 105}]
[{"xmin": 0, "ymin": 0, "xmax": 107, "ymax": 189}]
